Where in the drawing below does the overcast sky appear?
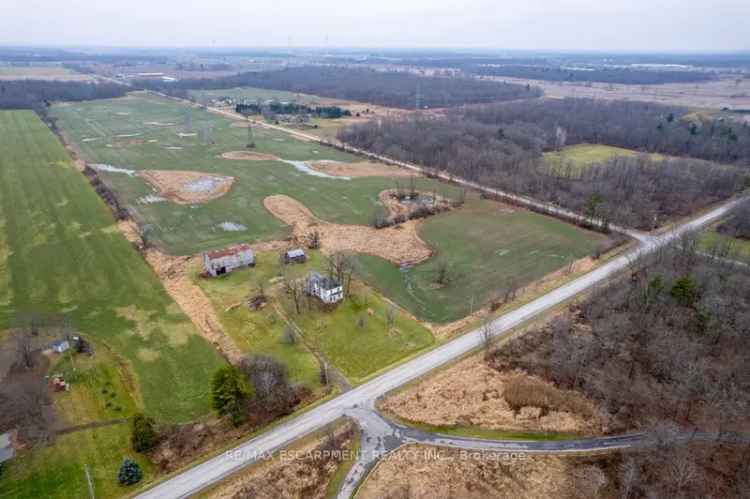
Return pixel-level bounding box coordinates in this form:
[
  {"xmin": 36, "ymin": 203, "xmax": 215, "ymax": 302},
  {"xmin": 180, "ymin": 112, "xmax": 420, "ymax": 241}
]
[{"xmin": 1, "ymin": 0, "xmax": 748, "ymax": 52}]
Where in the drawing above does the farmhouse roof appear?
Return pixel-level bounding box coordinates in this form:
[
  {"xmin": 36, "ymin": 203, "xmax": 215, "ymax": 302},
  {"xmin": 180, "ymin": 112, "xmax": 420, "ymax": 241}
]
[
  {"xmin": 286, "ymin": 248, "xmax": 306, "ymax": 258},
  {"xmin": 308, "ymin": 271, "xmax": 340, "ymax": 290},
  {"xmin": 50, "ymin": 339, "xmax": 69, "ymax": 349},
  {"xmin": 205, "ymin": 244, "xmax": 253, "ymax": 260}
]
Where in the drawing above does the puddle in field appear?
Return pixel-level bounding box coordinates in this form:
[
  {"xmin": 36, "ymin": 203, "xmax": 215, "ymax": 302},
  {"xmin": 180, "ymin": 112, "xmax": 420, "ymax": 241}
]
[
  {"xmin": 165, "ymin": 146, "xmax": 184, "ymax": 150},
  {"xmin": 82, "ymin": 137, "xmax": 99, "ymax": 142},
  {"xmin": 177, "ymin": 132, "xmax": 198, "ymax": 137},
  {"xmin": 217, "ymin": 222, "xmax": 247, "ymax": 232},
  {"xmin": 138, "ymin": 194, "xmax": 167, "ymax": 204},
  {"xmin": 92, "ymin": 163, "xmax": 137, "ymax": 176},
  {"xmin": 280, "ymin": 159, "xmax": 350, "ymax": 180},
  {"xmin": 116, "ymin": 133, "xmax": 141, "ymax": 138}
]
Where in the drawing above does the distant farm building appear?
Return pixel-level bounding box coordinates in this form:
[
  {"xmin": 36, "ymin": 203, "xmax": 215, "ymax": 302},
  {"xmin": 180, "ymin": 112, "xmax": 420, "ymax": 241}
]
[
  {"xmin": 203, "ymin": 244, "xmax": 255, "ymax": 277},
  {"xmin": 50, "ymin": 339, "xmax": 70, "ymax": 354},
  {"xmin": 282, "ymin": 248, "xmax": 307, "ymax": 264},
  {"xmin": 0, "ymin": 432, "xmax": 14, "ymax": 464},
  {"xmin": 305, "ymin": 272, "xmax": 344, "ymax": 304}
]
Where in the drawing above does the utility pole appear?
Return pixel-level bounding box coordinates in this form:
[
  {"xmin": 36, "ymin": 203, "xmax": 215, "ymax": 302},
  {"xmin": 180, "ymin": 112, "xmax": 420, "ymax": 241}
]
[
  {"xmin": 415, "ymin": 81, "xmax": 421, "ymax": 111},
  {"xmin": 246, "ymin": 119, "xmax": 255, "ymax": 149}
]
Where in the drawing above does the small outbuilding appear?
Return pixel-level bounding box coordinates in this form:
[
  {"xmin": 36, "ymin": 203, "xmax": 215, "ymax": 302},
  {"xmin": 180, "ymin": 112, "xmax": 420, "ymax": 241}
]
[
  {"xmin": 304, "ymin": 272, "xmax": 344, "ymax": 304},
  {"xmin": 50, "ymin": 339, "xmax": 70, "ymax": 354},
  {"xmin": 0, "ymin": 432, "xmax": 15, "ymax": 464},
  {"xmin": 203, "ymin": 244, "xmax": 255, "ymax": 277},
  {"xmin": 282, "ymin": 248, "xmax": 307, "ymax": 264}
]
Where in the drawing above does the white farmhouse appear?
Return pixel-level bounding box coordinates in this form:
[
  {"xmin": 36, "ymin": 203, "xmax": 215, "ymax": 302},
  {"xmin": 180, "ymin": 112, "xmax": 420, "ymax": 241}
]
[
  {"xmin": 304, "ymin": 272, "xmax": 344, "ymax": 304},
  {"xmin": 203, "ymin": 244, "xmax": 255, "ymax": 277}
]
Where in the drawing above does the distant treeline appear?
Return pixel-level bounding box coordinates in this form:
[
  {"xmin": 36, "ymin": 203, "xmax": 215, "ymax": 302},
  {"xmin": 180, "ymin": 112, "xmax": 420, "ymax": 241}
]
[
  {"xmin": 0, "ymin": 80, "xmax": 127, "ymax": 109},
  {"xmin": 471, "ymin": 65, "xmax": 717, "ymax": 85},
  {"xmin": 339, "ymin": 99, "xmax": 748, "ymax": 229},
  {"xmin": 136, "ymin": 66, "xmax": 542, "ymax": 109},
  {"xmin": 0, "ymin": 48, "xmax": 168, "ymax": 65},
  {"xmin": 236, "ymin": 101, "xmax": 351, "ymax": 118}
]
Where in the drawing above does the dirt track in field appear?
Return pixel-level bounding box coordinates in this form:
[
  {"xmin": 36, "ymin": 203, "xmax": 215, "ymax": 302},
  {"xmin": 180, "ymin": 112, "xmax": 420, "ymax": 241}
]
[
  {"xmin": 116, "ymin": 220, "xmax": 242, "ymax": 363},
  {"xmin": 140, "ymin": 170, "xmax": 235, "ymax": 204},
  {"xmin": 263, "ymin": 195, "xmax": 432, "ymax": 265},
  {"xmin": 308, "ymin": 160, "xmax": 415, "ymax": 178}
]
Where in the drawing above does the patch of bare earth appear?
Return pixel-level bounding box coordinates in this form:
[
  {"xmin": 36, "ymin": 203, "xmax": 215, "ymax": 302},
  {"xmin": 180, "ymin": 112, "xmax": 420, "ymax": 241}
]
[
  {"xmin": 206, "ymin": 423, "xmax": 355, "ymax": 499},
  {"xmin": 117, "ymin": 220, "xmax": 242, "ymax": 363},
  {"xmin": 308, "ymin": 161, "xmax": 415, "ymax": 178},
  {"xmin": 263, "ymin": 195, "xmax": 432, "ymax": 266},
  {"xmin": 379, "ymin": 354, "xmax": 607, "ymax": 435},
  {"xmin": 140, "ymin": 170, "xmax": 234, "ymax": 205},
  {"xmin": 220, "ymin": 150, "xmax": 279, "ymax": 161},
  {"xmin": 378, "ymin": 189, "xmax": 454, "ymax": 219},
  {"xmin": 358, "ymin": 444, "xmax": 609, "ymax": 499}
]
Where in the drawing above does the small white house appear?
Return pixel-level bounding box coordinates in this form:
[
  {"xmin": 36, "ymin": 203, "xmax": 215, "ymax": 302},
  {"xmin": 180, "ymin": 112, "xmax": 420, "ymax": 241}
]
[
  {"xmin": 305, "ymin": 272, "xmax": 344, "ymax": 304},
  {"xmin": 50, "ymin": 340, "xmax": 70, "ymax": 354},
  {"xmin": 203, "ymin": 244, "xmax": 255, "ymax": 277}
]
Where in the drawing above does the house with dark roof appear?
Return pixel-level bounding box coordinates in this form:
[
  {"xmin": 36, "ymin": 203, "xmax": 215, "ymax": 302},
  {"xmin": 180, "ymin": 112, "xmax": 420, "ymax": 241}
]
[
  {"xmin": 203, "ymin": 244, "xmax": 255, "ymax": 277},
  {"xmin": 304, "ymin": 272, "xmax": 343, "ymax": 304},
  {"xmin": 50, "ymin": 339, "xmax": 70, "ymax": 354}
]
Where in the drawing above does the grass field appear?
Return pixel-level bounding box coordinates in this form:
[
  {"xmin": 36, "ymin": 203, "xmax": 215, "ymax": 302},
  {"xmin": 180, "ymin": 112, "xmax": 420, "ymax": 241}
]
[
  {"xmin": 50, "ymin": 93, "xmax": 455, "ymax": 255},
  {"xmin": 192, "ymin": 251, "xmax": 325, "ymax": 391},
  {"xmin": 195, "ymin": 250, "xmax": 434, "ymax": 384},
  {"xmin": 354, "ymin": 197, "xmax": 609, "ymax": 323},
  {"xmin": 700, "ymin": 228, "xmax": 750, "ymax": 263},
  {"xmin": 0, "ymin": 110, "xmax": 225, "ymax": 423},
  {"xmin": 543, "ymin": 143, "xmax": 664, "ymax": 176},
  {"xmin": 0, "ymin": 65, "xmax": 92, "ymax": 81}
]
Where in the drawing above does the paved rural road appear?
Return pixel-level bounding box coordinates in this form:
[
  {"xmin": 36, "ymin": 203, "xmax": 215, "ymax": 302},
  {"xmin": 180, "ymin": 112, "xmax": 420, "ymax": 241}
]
[{"xmin": 136, "ymin": 194, "xmax": 747, "ymax": 499}]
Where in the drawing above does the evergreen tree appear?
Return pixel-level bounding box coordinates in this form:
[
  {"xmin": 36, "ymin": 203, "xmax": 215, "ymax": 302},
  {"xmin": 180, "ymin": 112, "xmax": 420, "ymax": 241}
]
[{"xmin": 117, "ymin": 458, "xmax": 142, "ymax": 486}]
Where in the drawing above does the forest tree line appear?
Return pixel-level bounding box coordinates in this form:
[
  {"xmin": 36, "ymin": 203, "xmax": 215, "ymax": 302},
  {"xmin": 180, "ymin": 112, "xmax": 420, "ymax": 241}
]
[
  {"xmin": 490, "ymin": 237, "xmax": 750, "ymax": 498},
  {"xmin": 0, "ymin": 80, "xmax": 127, "ymax": 109},
  {"xmin": 471, "ymin": 64, "xmax": 717, "ymax": 85},
  {"xmin": 135, "ymin": 66, "xmax": 542, "ymax": 109},
  {"xmin": 338, "ymin": 98, "xmax": 748, "ymax": 229}
]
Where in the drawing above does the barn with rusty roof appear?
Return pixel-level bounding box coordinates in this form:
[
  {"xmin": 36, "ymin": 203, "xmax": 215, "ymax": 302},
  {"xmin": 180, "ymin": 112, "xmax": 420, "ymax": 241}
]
[{"xmin": 203, "ymin": 244, "xmax": 255, "ymax": 277}]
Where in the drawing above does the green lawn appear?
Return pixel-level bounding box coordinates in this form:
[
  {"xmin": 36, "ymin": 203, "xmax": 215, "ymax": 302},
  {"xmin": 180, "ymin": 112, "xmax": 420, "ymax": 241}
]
[
  {"xmin": 0, "ymin": 110, "xmax": 225, "ymax": 423},
  {"xmin": 195, "ymin": 250, "xmax": 434, "ymax": 384},
  {"xmin": 700, "ymin": 229, "xmax": 750, "ymax": 263},
  {"xmin": 50, "ymin": 93, "xmax": 457, "ymax": 255},
  {"xmin": 192, "ymin": 251, "xmax": 325, "ymax": 391},
  {"xmin": 354, "ymin": 197, "xmax": 609, "ymax": 323},
  {"xmin": 543, "ymin": 143, "xmax": 664, "ymax": 177}
]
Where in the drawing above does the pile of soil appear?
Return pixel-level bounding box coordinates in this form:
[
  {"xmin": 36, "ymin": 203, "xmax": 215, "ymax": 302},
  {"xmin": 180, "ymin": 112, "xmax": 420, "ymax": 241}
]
[
  {"xmin": 379, "ymin": 189, "xmax": 454, "ymax": 219},
  {"xmin": 220, "ymin": 151, "xmax": 279, "ymax": 161},
  {"xmin": 379, "ymin": 354, "xmax": 606, "ymax": 435},
  {"xmin": 140, "ymin": 170, "xmax": 235, "ymax": 205},
  {"xmin": 309, "ymin": 161, "xmax": 414, "ymax": 178},
  {"xmin": 263, "ymin": 195, "xmax": 432, "ymax": 265}
]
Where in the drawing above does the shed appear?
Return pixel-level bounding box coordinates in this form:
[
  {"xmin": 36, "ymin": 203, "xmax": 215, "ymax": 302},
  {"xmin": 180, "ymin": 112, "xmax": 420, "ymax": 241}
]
[
  {"xmin": 282, "ymin": 248, "xmax": 307, "ymax": 264},
  {"xmin": 50, "ymin": 339, "xmax": 70, "ymax": 354},
  {"xmin": 304, "ymin": 272, "xmax": 344, "ymax": 304},
  {"xmin": 0, "ymin": 433, "xmax": 15, "ymax": 464},
  {"xmin": 203, "ymin": 244, "xmax": 255, "ymax": 277}
]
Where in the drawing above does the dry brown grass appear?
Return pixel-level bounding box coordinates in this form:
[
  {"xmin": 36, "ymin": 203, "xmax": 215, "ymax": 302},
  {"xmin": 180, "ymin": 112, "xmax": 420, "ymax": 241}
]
[
  {"xmin": 220, "ymin": 150, "xmax": 279, "ymax": 161},
  {"xmin": 140, "ymin": 170, "xmax": 235, "ymax": 205}
]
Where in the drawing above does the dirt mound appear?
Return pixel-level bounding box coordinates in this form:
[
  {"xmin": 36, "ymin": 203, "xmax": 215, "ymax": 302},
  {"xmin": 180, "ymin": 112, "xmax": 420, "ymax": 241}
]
[
  {"xmin": 379, "ymin": 354, "xmax": 606, "ymax": 435},
  {"xmin": 379, "ymin": 189, "xmax": 453, "ymax": 219},
  {"xmin": 140, "ymin": 170, "xmax": 234, "ymax": 205},
  {"xmin": 309, "ymin": 161, "xmax": 414, "ymax": 178},
  {"xmin": 263, "ymin": 195, "xmax": 432, "ymax": 265},
  {"xmin": 220, "ymin": 151, "xmax": 279, "ymax": 161}
]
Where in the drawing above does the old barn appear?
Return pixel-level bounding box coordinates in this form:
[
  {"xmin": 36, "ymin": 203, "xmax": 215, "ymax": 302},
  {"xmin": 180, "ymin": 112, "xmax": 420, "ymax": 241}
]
[{"xmin": 203, "ymin": 244, "xmax": 255, "ymax": 277}]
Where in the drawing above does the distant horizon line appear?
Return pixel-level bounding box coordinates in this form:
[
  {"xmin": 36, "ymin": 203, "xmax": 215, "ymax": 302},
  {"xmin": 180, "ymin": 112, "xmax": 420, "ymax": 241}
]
[{"xmin": 1, "ymin": 44, "xmax": 749, "ymax": 56}]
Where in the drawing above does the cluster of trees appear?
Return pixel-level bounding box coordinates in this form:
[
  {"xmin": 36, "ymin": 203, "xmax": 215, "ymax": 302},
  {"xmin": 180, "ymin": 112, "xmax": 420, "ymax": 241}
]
[
  {"xmin": 717, "ymin": 200, "xmax": 750, "ymax": 240},
  {"xmin": 211, "ymin": 355, "xmax": 302, "ymax": 427},
  {"xmin": 339, "ymin": 111, "xmax": 745, "ymax": 229},
  {"xmin": 471, "ymin": 64, "xmax": 717, "ymax": 85},
  {"xmin": 235, "ymin": 101, "xmax": 351, "ymax": 119},
  {"xmin": 0, "ymin": 80, "xmax": 127, "ymax": 109},
  {"xmin": 492, "ymin": 236, "xmax": 750, "ymax": 432},
  {"xmin": 488, "ymin": 237, "xmax": 750, "ymax": 496},
  {"xmin": 137, "ymin": 66, "xmax": 542, "ymax": 109}
]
